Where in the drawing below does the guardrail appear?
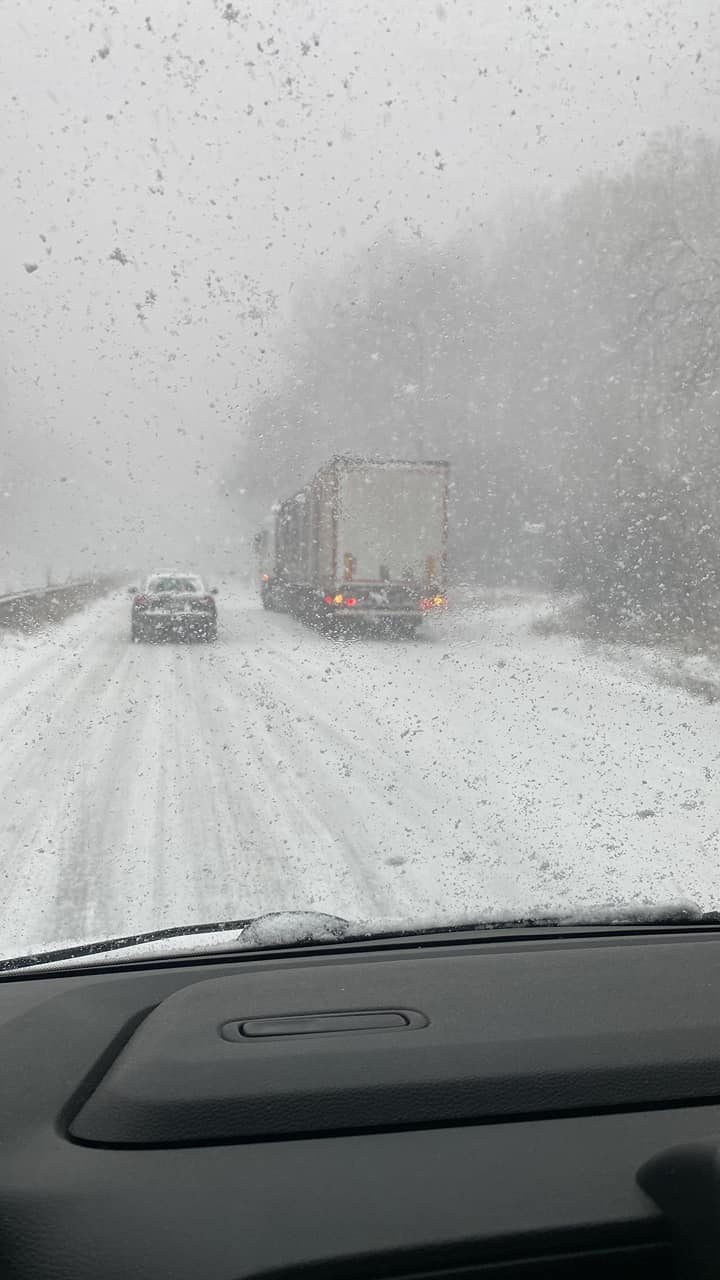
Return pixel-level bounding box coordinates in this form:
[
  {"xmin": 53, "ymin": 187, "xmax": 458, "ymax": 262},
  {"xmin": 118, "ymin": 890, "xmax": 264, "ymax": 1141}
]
[{"xmin": 0, "ymin": 576, "xmax": 125, "ymax": 633}]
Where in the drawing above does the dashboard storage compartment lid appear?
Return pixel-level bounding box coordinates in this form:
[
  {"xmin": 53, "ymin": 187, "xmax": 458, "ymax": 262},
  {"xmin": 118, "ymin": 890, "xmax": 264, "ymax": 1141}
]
[{"xmin": 69, "ymin": 946, "xmax": 720, "ymax": 1147}]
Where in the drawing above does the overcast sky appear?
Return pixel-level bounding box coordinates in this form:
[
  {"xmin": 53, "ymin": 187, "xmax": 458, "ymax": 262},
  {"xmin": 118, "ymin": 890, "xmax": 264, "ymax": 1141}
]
[{"xmin": 1, "ymin": 0, "xmax": 718, "ymax": 583}]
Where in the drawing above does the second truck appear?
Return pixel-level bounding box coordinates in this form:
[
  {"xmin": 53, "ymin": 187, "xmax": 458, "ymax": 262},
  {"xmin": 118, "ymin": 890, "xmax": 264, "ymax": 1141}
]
[{"xmin": 255, "ymin": 456, "xmax": 449, "ymax": 634}]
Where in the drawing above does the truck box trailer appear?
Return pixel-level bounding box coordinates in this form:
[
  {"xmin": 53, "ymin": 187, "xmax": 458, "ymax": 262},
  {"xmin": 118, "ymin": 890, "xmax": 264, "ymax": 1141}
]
[{"xmin": 258, "ymin": 457, "xmax": 449, "ymax": 631}]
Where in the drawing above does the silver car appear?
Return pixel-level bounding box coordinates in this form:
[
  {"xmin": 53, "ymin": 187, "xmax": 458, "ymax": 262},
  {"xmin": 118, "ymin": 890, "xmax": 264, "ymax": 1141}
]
[{"xmin": 130, "ymin": 573, "xmax": 218, "ymax": 643}]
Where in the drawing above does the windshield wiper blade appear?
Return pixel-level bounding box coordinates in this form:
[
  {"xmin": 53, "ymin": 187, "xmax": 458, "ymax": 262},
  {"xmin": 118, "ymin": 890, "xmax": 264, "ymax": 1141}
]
[
  {"xmin": 0, "ymin": 917, "xmax": 255, "ymax": 972},
  {"xmin": 0, "ymin": 911, "xmax": 352, "ymax": 972},
  {"xmin": 3, "ymin": 902, "xmax": 718, "ymax": 974},
  {"xmin": 328, "ymin": 903, "xmax": 720, "ymax": 947},
  {"xmin": 526, "ymin": 903, "xmax": 720, "ymax": 929},
  {"xmin": 392, "ymin": 903, "xmax": 720, "ymax": 936}
]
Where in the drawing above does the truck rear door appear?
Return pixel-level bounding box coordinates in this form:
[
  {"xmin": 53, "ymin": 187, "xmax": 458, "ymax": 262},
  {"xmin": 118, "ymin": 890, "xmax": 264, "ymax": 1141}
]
[{"xmin": 336, "ymin": 464, "xmax": 447, "ymax": 588}]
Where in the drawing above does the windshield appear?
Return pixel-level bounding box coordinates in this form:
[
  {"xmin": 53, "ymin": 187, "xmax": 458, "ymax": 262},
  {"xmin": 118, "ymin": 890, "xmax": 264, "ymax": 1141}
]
[{"xmin": 1, "ymin": 0, "xmax": 719, "ymax": 964}]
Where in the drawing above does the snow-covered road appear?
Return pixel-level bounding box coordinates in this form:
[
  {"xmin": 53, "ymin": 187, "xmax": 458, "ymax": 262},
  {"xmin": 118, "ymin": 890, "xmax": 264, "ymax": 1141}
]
[{"xmin": 0, "ymin": 587, "xmax": 719, "ymax": 958}]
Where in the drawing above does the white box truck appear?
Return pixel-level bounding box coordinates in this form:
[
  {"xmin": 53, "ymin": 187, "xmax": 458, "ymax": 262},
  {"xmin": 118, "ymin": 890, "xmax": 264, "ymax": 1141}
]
[{"xmin": 258, "ymin": 457, "xmax": 449, "ymax": 632}]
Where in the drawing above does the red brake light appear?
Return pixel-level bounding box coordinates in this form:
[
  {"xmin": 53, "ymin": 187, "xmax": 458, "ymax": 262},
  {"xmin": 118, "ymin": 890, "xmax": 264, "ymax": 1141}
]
[
  {"xmin": 134, "ymin": 594, "xmax": 149, "ymax": 608},
  {"xmin": 345, "ymin": 597, "xmax": 357, "ymax": 607},
  {"xmin": 324, "ymin": 595, "xmax": 333, "ymax": 605}
]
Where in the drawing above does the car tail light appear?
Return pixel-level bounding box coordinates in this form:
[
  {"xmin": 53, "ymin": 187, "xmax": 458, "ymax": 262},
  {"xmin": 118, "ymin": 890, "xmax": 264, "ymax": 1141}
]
[
  {"xmin": 324, "ymin": 595, "xmax": 333, "ymax": 605},
  {"xmin": 134, "ymin": 594, "xmax": 149, "ymax": 608},
  {"xmin": 203, "ymin": 595, "xmax": 216, "ymax": 606},
  {"xmin": 345, "ymin": 597, "xmax": 357, "ymax": 607},
  {"xmin": 261, "ymin": 573, "xmax": 269, "ymax": 582}
]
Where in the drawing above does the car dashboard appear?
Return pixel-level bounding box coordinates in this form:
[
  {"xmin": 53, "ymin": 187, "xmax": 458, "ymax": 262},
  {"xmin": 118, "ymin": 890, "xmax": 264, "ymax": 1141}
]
[{"xmin": 1, "ymin": 924, "xmax": 720, "ymax": 1277}]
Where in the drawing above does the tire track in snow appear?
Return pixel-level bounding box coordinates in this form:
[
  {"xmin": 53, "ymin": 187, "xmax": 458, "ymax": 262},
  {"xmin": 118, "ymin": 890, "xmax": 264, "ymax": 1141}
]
[{"xmin": 207, "ymin": 609, "xmax": 529, "ymax": 919}]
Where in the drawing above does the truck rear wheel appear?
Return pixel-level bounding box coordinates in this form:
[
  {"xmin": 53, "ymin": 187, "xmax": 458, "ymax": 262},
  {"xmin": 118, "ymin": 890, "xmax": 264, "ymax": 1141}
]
[{"xmin": 391, "ymin": 620, "xmax": 420, "ymax": 640}]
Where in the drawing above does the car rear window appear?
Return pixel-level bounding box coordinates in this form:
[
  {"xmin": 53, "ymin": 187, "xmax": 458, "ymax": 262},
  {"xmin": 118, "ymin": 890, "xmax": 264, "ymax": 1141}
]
[{"xmin": 147, "ymin": 578, "xmax": 200, "ymax": 594}]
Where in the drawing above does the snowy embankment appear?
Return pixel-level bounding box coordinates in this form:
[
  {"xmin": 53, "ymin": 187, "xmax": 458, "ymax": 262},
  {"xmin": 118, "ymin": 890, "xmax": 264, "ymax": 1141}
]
[{"xmin": 531, "ymin": 592, "xmax": 720, "ymax": 704}]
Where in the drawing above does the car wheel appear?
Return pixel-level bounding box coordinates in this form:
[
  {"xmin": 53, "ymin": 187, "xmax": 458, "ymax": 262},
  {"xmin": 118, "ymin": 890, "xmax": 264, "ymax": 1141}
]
[{"xmin": 131, "ymin": 624, "xmax": 143, "ymax": 643}]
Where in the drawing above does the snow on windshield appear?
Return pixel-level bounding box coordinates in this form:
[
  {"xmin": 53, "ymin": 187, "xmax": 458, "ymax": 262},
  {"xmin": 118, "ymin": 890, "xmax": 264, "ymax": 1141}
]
[{"xmin": 1, "ymin": 0, "xmax": 720, "ymax": 962}]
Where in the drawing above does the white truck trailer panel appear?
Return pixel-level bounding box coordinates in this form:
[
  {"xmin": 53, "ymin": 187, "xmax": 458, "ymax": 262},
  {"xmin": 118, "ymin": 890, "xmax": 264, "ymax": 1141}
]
[{"xmin": 336, "ymin": 462, "xmax": 447, "ymax": 588}]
